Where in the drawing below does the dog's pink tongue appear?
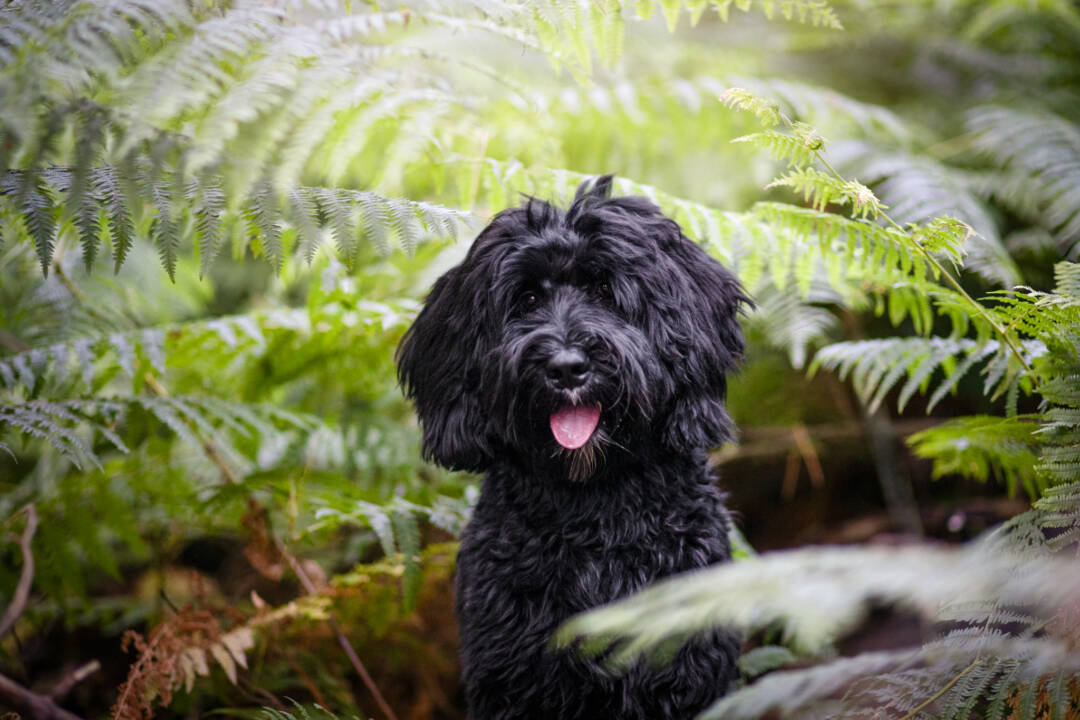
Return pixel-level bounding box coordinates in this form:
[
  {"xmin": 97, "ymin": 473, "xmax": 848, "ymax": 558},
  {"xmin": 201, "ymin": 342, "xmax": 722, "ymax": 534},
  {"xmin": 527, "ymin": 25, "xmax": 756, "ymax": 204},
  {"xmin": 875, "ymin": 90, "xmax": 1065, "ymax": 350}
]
[{"xmin": 550, "ymin": 405, "xmax": 601, "ymax": 449}]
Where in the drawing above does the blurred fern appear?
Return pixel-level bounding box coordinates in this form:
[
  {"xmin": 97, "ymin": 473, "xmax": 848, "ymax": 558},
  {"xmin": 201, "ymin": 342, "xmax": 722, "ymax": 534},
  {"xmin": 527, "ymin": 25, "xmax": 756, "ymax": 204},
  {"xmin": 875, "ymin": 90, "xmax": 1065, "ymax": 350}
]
[
  {"xmin": 0, "ymin": 0, "xmax": 840, "ymax": 278},
  {"xmin": 561, "ymin": 89, "xmax": 1080, "ymax": 720}
]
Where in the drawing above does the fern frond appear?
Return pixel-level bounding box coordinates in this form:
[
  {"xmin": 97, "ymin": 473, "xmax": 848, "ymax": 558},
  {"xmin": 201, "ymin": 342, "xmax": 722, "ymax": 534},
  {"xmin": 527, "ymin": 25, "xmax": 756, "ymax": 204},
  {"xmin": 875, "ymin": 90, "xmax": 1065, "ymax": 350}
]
[
  {"xmin": 191, "ymin": 176, "xmax": 225, "ymax": 278},
  {"xmin": 558, "ymin": 544, "xmax": 1080, "ymax": 660},
  {"xmin": 21, "ymin": 173, "xmax": 57, "ymax": 275},
  {"xmin": 94, "ymin": 163, "xmax": 135, "ymax": 273},
  {"xmin": 710, "ymin": 0, "xmax": 843, "ymax": 29},
  {"xmin": 766, "ymin": 167, "xmax": 885, "ymax": 219},
  {"xmin": 810, "ymin": 337, "xmax": 1042, "ymax": 414},
  {"xmin": 836, "ymin": 142, "xmax": 1020, "ymax": 286},
  {"xmin": 69, "ymin": 111, "xmax": 107, "ymax": 270},
  {"xmin": 249, "ymin": 182, "xmax": 284, "ymax": 271},
  {"xmin": 908, "ymin": 415, "xmax": 1043, "ymax": 497},
  {"xmin": 1, "ymin": 168, "xmax": 475, "ymax": 274},
  {"xmin": 966, "ymin": 106, "xmax": 1080, "ymax": 258},
  {"xmin": 0, "ymin": 400, "xmax": 102, "ymax": 470},
  {"xmin": 732, "ymin": 127, "xmax": 822, "ymax": 169},
  {"xmin": 723, "ymin": 76, "xmax": 915, "ymax": 144},
  {"xmin": 720, "ymin": 87, "xmax": 783, "ymax": 128}
]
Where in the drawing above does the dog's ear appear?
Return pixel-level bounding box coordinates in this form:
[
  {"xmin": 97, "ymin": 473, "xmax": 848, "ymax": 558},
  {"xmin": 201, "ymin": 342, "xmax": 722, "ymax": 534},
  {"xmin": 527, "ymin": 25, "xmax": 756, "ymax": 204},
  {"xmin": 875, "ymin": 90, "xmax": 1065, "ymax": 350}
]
[
  {"xmin": 396, "ymin": 262, "xmax": 493, "ymax": 472},
  {"xmin": 573, "ymin": 174, "xmax": 614, "ymax": 205},
  {"xmin": 658, "ymin": 231, "xmax": 751, "ymax": 453}
]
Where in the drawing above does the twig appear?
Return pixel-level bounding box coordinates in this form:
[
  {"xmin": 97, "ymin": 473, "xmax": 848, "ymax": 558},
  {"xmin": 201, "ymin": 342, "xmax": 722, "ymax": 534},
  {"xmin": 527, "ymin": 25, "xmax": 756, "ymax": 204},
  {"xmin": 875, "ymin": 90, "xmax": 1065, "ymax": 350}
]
[
  {"xmin": 273, "ymin": 537, "xmax": 400, "ymax": 720},
  {"xmin": 48, "ymin": 660, "xmax": 101, "ymax": 701},
  {"xmin": 286, "ymin": 654, "xmax": 330, "ymax": 707},
  {"xmin": 0, "ymin": 504, "xmax": 38, "ymax": 639},
  {"xmin": 143, "ymin": 373, "xmax": 239, "ymax": 484},
  {"xmin": 897, "ymin": 658, "xmax": 982, "ymax": 720},
  {"xmin": 0, "ymin": 329, "xmax": 31, "ymax": 353},
  {"xmin": 143, "ymin": 375, "xmax": 392, "ymax": 716},
  {"xmin": 0, "ymin": 671, "xmax": 84, "ymax": 720},
  {"xmin": 864, "ymin": 407, "xmax": 923, "ymax": 536},
  {"xmin": 791, "ymin": 424, "xmax": 825, "ymax": 488}
]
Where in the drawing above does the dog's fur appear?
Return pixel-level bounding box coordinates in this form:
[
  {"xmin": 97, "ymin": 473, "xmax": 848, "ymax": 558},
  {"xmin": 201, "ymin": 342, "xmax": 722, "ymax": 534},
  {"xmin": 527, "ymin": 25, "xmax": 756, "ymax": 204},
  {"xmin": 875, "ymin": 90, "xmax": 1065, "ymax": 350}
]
[{"xmin": 397, "ymin": 176, "xmax": 748, "ymax": 720}]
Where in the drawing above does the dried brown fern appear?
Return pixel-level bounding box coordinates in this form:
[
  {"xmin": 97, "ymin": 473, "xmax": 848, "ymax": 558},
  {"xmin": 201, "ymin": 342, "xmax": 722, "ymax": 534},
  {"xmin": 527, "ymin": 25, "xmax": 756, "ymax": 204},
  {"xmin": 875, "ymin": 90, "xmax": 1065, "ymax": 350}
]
[{"xmin": 111, "ymin": 607, "xmax": 223, "ymax": 720}]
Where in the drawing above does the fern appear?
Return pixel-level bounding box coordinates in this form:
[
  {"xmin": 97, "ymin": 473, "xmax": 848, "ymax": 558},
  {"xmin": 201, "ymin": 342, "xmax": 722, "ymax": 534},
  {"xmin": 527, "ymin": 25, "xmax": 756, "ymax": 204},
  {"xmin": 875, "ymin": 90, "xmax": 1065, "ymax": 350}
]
[
  {"xmin": 835, "ymin": 143, "xmax": 1021, "ymax": 286},
  {"xmin": 0, "ymin": 0, "xmax": 850, "ymax": 279},
  {"xmin": 966, "ymin": 106, "xmax": 1080, "ymax": 258},
  {"xmin": 559, "ymin": 542, "xmax": 1080, "ymax": 659},
  {"xmin": 0, "ymin": 168, "xmax": 475, "ymax": 275},
  {"xmin": 561, "ymin": 82, "xmax": 1080, "ymax": 719},
  {"xmin": 766, "ymin": 166, "xmax": 884, "ymax": 218},
  {"xmin": 732, "ymin": 127, "xmax": 824, "ymax": 169},
  {"xmin": 908, "ymin": 416, "xmax": 1043, "ymax": 497},
  {"xmin": 808, "ymin": 337, "xmax": 1038, "ymax": 414},
  {"xmin": 3, "ymin": 0, "xmax": 1080, "ymax": 715},
  {"xmin": 561, "ymin": 527, "xmax": 1080, "ymax": 718}
]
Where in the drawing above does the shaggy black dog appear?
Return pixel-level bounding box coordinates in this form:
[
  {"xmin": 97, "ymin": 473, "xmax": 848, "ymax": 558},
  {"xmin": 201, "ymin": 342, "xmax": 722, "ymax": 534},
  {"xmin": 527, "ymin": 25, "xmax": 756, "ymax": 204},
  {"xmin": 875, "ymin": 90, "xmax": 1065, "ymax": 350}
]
[{"xmin": 397, "ymin": 176, "xmax": 748, "ymax": 720}]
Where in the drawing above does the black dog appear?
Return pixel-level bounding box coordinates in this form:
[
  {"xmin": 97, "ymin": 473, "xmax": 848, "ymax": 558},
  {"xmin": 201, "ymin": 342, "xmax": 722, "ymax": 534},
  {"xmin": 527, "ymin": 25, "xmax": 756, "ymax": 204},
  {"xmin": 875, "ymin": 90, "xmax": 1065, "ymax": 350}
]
[{"xmin": 397, "ymin": 176, "xmax": 748, "ymax": 719}]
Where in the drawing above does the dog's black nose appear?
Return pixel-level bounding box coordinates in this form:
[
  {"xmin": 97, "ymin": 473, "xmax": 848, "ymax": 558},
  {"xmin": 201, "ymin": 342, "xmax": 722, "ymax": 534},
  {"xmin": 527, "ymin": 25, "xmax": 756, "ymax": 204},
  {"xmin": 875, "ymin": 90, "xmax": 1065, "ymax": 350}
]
[{"xmin": 546, "ymin": 349, "xmax": 590, "ymax": 389}]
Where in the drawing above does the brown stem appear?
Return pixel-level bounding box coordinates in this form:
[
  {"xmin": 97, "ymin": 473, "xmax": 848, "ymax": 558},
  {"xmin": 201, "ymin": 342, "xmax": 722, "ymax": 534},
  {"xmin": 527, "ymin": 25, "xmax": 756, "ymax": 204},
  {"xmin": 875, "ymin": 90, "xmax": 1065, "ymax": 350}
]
[
  {"xmin": 0, "ymin": 504, "xmax": 38, "ymax": 639},
  {"xmin": 143, "ymin": 376, "xmax": 392, "ymax": 716},
  {"xmin": 791, "ymin": 424, "xmax": 825, "ymax": 488},
  {"xmin": 0, "ymin": 329, "xmax": 31, "ymax": 353},
  {"xmin": 273, "ymin": 537, "xmax": 399, "ymax": 720},
  {"xmin": 897, "ymin": 659, "xmax": 981, "ymax": 720},
  {"xmin": 0, "ymin": 671, "xmax": 84, "ymax": 720},
  {"xmin": 143, "ymin": 373, "xmax": 239, "ymax": 484},
  {"xmin": 286, "ymin": 654, "xmax": 330, "ymax": 707},
  {"xmin": 48, "ymin": 660, "xmax": 101, "ymax": 701}
]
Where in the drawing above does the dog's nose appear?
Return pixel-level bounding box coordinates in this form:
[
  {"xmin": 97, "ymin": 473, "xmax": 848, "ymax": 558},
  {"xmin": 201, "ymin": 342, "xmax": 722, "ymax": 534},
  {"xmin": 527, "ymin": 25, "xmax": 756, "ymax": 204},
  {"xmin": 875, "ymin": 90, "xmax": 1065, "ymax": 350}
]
[{"xmin": 546, "ymin": 349, "xmax": 590, "ymax": 389}]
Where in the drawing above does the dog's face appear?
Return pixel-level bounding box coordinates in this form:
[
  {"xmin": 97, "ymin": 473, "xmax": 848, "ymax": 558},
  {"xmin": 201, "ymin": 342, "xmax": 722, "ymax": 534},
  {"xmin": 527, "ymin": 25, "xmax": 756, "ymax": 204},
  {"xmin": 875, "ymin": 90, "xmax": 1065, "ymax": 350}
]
[{"xmin": 397, "ymin": 176, "xmax": 749, "ymax": 481}]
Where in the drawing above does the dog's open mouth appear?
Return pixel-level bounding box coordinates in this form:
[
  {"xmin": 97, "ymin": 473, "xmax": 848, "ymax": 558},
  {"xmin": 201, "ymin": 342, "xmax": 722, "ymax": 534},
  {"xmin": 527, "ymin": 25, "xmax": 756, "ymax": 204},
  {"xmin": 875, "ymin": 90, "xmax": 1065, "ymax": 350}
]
[{"xmin": 549, "ymin": 405, "xmax": 601, "ymax": 449}]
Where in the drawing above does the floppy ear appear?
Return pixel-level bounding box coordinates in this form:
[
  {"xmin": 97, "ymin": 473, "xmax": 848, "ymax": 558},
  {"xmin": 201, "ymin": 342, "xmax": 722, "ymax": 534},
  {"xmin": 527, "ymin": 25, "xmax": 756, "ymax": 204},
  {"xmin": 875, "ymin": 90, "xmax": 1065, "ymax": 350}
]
[
  {"xmin": 396, "ymin": 261, "xmax": 494, "ymax": 472},
  {"xmin": 658, "ymin": 232, "xmax": 751, "ymax": 453}
]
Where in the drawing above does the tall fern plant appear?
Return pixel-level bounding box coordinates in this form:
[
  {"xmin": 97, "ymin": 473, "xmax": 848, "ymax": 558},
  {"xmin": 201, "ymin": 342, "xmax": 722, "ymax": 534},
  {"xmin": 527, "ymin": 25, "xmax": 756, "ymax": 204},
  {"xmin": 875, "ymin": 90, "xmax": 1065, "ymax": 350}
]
[
  {"xmin": 562, "ymin": 92, "xmax": 1080, "ymax": 719},
  {"xmin": 0, "ymin": 0, "xmax": 856, "ymax": 715}
]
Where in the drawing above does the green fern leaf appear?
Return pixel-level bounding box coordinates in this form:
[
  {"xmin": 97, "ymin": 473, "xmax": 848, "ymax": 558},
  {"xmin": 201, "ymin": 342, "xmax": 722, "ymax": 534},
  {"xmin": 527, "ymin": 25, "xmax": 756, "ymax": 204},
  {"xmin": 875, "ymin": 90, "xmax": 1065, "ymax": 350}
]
[
  {"xmin": 250, "ymin": 182, "xmax": 284, "ymax": 271},
  {"xmin": 908, "ymin": 415, "xmax": 1042, "ymax": 497},
  {"xmin": 192, "ymin": 177, "xmax": 226, "ymax": 278},
  {"xmin": 21, "ymin": 174, "xmax": 56, "ymax": 275},
  {"xmin": 70, "ymin": 113, "xmax": 107, "ymax": 269},
  {"xmin": 94, "ymin": 165, "xmax": 135, "ymax": 273},
  {"xmin": 357, "ymin": 191, "xmax": 391, "ymax": 256},
  {"xmin": 315, "ymin": 188, "xmax": 356, "ymax": 269},
  {"xmin": 287, "ymin": 188, "xmax": 322, "ymax": 264},
  {"xmin": 732, "ymin": 129, "xmax": 819, "ymax": 169},
  {"xmin": 391, "ymin": 507, "xmax": 421, "ymax": 610}
]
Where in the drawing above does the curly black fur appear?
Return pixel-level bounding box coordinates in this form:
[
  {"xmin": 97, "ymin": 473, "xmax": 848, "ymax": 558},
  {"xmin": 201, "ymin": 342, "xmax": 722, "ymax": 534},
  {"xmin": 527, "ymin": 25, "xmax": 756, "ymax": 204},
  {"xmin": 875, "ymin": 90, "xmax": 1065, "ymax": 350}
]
[{"xmin": 397, "ymin": 176, "xmax": 750, "ymax": 720}]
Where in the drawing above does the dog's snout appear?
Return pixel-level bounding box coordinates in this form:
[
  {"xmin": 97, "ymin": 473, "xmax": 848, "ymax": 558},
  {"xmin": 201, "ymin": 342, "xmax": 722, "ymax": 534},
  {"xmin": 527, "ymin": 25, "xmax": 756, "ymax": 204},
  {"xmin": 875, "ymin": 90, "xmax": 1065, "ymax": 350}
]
[{"xmin": 546, "ymin": 348, "xmax": 590, "ymax": 389}]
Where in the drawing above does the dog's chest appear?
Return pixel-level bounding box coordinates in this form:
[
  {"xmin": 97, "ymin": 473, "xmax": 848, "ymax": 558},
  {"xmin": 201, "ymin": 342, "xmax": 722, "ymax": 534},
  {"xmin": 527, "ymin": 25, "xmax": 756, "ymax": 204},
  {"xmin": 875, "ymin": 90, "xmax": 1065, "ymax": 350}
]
[{"xmin": 459, "ymin": 472, "xmax": 729, "ymax": 619}]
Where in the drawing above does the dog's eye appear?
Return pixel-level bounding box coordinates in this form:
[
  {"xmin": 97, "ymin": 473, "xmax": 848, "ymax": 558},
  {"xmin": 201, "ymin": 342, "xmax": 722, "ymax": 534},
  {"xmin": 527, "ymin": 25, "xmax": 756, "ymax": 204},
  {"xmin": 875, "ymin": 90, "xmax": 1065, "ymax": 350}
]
[{"xmin": 520, "ymin": 291, "xmax": 540, "ymax": 310}]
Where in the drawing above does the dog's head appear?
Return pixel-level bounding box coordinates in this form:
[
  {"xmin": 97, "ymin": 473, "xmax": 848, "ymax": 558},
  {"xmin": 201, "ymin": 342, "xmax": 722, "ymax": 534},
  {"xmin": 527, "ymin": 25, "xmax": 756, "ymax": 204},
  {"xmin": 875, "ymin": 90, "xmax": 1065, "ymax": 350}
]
[{"xmin": 397, "ymin": 176, "xmax": 750, "ymax": 481}]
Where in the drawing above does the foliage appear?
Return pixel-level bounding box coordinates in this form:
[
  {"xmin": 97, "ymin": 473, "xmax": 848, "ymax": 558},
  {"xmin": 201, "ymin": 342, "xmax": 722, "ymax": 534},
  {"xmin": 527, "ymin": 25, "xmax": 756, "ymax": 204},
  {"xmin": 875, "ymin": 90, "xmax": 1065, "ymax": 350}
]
[
  {"xmin": 1, "ymin": 0, "xmax": 1079, "ymax": 717},
  {"xmin": 562, "ymin": 79, "xmax": 1080, "ymax": 720}
]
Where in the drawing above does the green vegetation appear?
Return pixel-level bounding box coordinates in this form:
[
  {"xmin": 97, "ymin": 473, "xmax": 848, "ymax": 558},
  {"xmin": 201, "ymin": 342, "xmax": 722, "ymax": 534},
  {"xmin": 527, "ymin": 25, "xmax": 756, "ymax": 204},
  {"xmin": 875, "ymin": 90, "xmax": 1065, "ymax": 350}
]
[{"xmin": 1, "ymin": 0, "xmax": 1078, "ymax": 717}]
